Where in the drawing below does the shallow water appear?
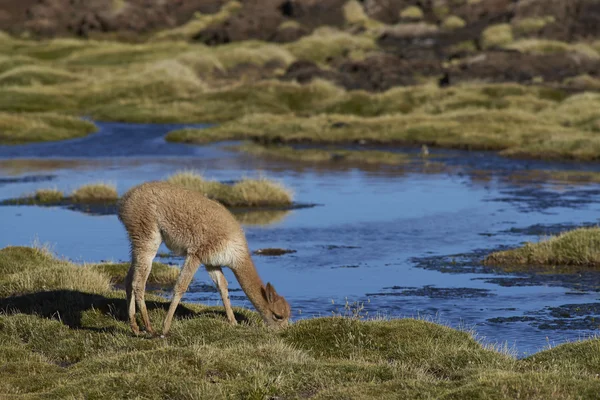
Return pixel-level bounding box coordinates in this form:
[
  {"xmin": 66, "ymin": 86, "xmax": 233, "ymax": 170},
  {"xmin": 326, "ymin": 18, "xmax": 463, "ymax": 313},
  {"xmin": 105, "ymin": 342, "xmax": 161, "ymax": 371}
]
[{"xmin": 1, "ymin": 122, "xmax": 600, "ymax": 356}]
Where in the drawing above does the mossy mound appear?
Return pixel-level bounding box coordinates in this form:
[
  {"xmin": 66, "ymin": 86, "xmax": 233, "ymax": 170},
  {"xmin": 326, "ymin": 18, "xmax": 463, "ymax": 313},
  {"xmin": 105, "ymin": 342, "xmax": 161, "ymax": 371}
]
[
  {"xmin": 1, "ymin": 246, "xmax": 600, "ymax": 399},
  {"xmin": 485, "ymin": 227, "xmax": 600, "ymax": 267}
]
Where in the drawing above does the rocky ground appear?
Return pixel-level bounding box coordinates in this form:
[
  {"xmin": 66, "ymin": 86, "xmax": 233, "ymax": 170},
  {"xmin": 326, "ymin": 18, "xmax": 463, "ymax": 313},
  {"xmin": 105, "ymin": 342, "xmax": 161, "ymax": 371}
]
[{"xmin": 1, "ymin": 0, "xmax": 600, "ymax": 92}]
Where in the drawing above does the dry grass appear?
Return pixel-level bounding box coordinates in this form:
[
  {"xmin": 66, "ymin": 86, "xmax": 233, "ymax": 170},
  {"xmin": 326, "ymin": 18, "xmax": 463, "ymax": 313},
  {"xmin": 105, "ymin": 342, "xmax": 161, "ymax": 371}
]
[
  {"xmin": 152, "ymin": 1, "xmax": 242, "ymax": 41},
  {"xmin": 506, "ymin": 39, "xmax": 600, "ymax": 59},
  {"xmin": 71, "ymin": 183, "xmax": 118, "ymax": 203},
  {"xmin": 91, "ymin": 262, "xmax": 179, "ymax": 287},
  {"xmin": 481, "ymin": 24, "xmax": 514, "ymax": 49},
  {"xmin": 442, "ymin": 16, "xmax": 466, "ymax": 30},
  {"xmin": 33, "ymin": 188, "xmax": 64, "ymax": 203},
  {"xmin": 0, "ymin": 65, "xmax": 82, "ymax": 86},
  {"xmin": 235, "ymin": 142, "xmax": 412, "ymax": 165},
  {"xmin": 512, "ymin": 16, "xmax": 556, "ymax": 36},
  {"xmin": 0, "ymin": 112, "xmax": 97, "ymax": 144},
  {"xmin": 1, "ymin": 246, "xmax": 600, "ymax": 398},
  {"xmin": 285, "ymin": 27, "xmax": 376, "ymax": 64},
  {"xmin": 400, "ymin": 6, "xmax": 424, "ymax": 20},
  {"xmin": 485, "ymin": 227, "xmax": 600, "ymax": 267},
  {"xmin": 166, "ymin": 170, "xmax": 293, "ymax": 207}
]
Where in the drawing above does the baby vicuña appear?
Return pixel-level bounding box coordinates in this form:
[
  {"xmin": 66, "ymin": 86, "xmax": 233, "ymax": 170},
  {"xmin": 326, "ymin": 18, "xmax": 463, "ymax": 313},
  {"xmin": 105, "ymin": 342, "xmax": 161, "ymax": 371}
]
[{"xmin": 118, "ymin": 181, "xmax": 290, "ymax": 336}]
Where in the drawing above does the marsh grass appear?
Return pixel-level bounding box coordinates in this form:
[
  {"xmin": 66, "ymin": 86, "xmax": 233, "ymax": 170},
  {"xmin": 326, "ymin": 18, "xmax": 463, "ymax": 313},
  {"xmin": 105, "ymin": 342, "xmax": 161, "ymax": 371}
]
[
  {"xmin": 0, "ymin": 65, "xmax": 82, "ymax": 86},
  {"xmin": 91, "ymin": 262, "xmax": 180, "ymax": 287},
  {"xmin": 152, "ymin": 1, "xmax": 242, "ymax": 41},
  {"xmin": 234, "ymin": 142, "xmax": 412, "ymax": 165},
  {"xmin": 169, "ymin": 107, "xmax": 600, "ymax": 160},
  {"xmin": 506, "ymin": 39, "xmax": 600, "ymax": 59},
  {"xmin": 71, "ymin": 183, "xmax": 118, "ymax": 203},
  {"xmin": 1, "ymin": 245, "xmax": 600, "ymax": 398},
  {"xmin": 285, "ymin": 27, "xmax": 376, "ymax": 64},
  {"xmin": 33, "ymin": 188, "xmax": 64, "ymax": 203},
  {"xmin": 484, "ymin": 227, "xmax": 600, "ymax": 267},
  {"xmin": 0, "ymin": 112, "xmax": 97, "ymax": 144},
  {"xmin": 167, "ymin": 171, "xmax": 293, "ymax": 207},
  {"xmin": 481, "ymin": 24, "xmax": 514, "ymax": 49}
]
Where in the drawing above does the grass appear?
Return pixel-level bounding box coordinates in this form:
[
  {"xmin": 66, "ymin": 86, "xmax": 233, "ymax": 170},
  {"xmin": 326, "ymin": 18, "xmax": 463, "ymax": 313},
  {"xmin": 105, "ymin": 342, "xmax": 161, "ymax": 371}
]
[
  {"xmin": 400, "ymin": 6, "xmax": 424, "ymax": 20},
  {"xmin": 0, "ymin": 112, "xmax": 97, "ymax": 145},
  {"xmin": 505, "ymin": 39, "xmax": 600, "ymax": 59},
  {"xmin": 285, "ymin": 27, "xmax": 377, "ymax": 64},
  {"xmin": 442, "ymin": 16, "xmax": 466, "ymax": 30},
  {"xmin": 152, "ymin": 1, "xmax": 242, "ymax": 41},
  {"xmin": 166, "ymin": 170, "xmax": 293, "ymax": 207},
  {"xmin": 167, "ymin": 103, "xmax": 600, "ymax": 161},
  {"xmin": 484, "ymin": 227, "xmax": 600, "ymax": 267},
  {"xmin": 481, "ymin": 24, "xmax": 514, "ymax": 49},
  {"xmin": 513, "ymin": 16, "xmax": 556, "ymax": 36},
  {"xmin": 0, "ymin": 65, "xmax": 82, "ymax": 86},
  {"xmin": 234, "ymin": 142, "xmax": 413, "ymax": 165},
  {"xmin": 71, "ymin": 183, "xmax": 118, "ymax": 203},
  {"xmin": 33, "ymin": 188, "xmax": 64, "ymax": 203},
  {"xmin": 1, "ymin": 245, "xmax": 600, "ymax": 398},
  {"xmin": 90, "ymin": 262, "xmax": 180, "ymax": 287}
]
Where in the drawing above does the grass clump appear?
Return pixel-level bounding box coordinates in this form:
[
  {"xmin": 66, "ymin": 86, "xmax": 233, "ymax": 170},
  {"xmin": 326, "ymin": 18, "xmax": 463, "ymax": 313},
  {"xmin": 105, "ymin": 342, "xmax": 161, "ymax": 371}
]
[
  {"xmin": 2, "ymin": 246, "xmax": 600, "ymax": 398},
  {"xmin": 235, "ymin": 142, "xmax": 412, "ymax": 165},
  {"xmin": 0, "ymin": 246, "xmax": 111, "ymax": 297},
  {"xmin": 71, "ymin": 183, "xmax": 118, "ymax": 203},
  {"xmin": 285, "ymin": 27, "xmax": 376, "ymax": 64},
  {"xmin": 0, "ymin": 65, "xmax": 82, "ymax": 86},
  {"xmin": 91, "ymin": 262, "xmax": 179, "ymax": 287},
  {"xmin": 33, "ymin": 188, "xmax": 64, "ymax": 203},
  {"xmin": 513, "ymin": 16, "xmax": 555, "ymax": 36},
  {"xmin": 0, "ymin": 112, "xmax": 97, "ymax": 145},
  {"xmin": 484, "ymin": 227, "xmax": 600, "ymax": 267},
  {"xmin": 400, "ymin": 6, "xmax": 424, "ymax": 20},
  {"xmin": 153, "ymin": 1, "xmax": 242, "ymax": 41},
  {"xmin": 167, "ymin": 170, "xmax": 293, "ymax": 207},
  {"xmin": 481, "ymin": 24, "xmax": 514, "ymax": 49},
  {"xmin": 505, "ymin": 39, "xmax": 600, "ymax": 59},
  {"xmin": 442, "ymin": 15, "xmax": 466, "ymax": 30}
]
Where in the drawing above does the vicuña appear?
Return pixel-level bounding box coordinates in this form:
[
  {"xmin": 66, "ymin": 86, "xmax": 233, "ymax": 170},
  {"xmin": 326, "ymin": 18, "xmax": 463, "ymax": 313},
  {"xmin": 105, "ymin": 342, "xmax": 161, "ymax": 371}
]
[{"xmin": 118, "ymin": 181, "xmax": 290, "ymax": 336}]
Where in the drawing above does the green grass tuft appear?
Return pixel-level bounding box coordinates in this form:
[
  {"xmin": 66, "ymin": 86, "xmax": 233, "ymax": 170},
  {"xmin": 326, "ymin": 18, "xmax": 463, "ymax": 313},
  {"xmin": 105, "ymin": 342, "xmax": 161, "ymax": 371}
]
[
  {"xmin": 235, "ymin": 142, "xmax": 412, "ymax": 165},
  {"xmin": 71, "ymin": 183, "xmax": 118, "ymax": 203},
  {"xmin": 484, "ymin": 227, "xmax": 600, "ymax": 267},
  {"xmin": 1, "ymin": 245, "xmax": 600, "ymax": 398},
  {"xmin": 33, "ymin": 188, "xmax": 64, "ymax": 203},
  {"xmin": 481, "ymin": 24, "xmax": 514, "ymax": 49},
  {"xmin": 285, "ymin": 27, "xmax": 376, "ymax": 64},
  {"xmin": 442, "ymin": 15, "xmax": 466, "ymax": 30},
  {"xmin": 167, "ymin": 170, "xmax": 293, "ymax": 207},
  {"xmin": 91, "ymin": 262, "xmax": 180, "ymax": 287},
  {"xmin": 400, "ymin": 6, "xmax": 424, "ymax": 20},
  {"xmin": 0, "ymin": 112, "xmax": 97, "ymax": 145}
]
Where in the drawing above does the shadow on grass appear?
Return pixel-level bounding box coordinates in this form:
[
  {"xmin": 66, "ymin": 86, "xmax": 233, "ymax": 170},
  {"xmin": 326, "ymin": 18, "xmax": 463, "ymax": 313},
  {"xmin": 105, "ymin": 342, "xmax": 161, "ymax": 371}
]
[{"xmin": 0, "ymin": 290, "xmax": 250, "ymax": 331}]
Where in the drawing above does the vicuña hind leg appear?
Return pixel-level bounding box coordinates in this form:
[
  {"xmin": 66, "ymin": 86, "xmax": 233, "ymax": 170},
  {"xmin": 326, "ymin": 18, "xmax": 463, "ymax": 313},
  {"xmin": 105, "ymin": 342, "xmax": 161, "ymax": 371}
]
[
  {"xmin": 128, "ymin": 232, "xmax": 161, "ymax": 335},
  {"xmin": 162, "ymin": 254, "xmax": 201, "ymax": 336},
  {"xmin": 207, "ymin": 266, "xmax": 237, "ymax": 325}
]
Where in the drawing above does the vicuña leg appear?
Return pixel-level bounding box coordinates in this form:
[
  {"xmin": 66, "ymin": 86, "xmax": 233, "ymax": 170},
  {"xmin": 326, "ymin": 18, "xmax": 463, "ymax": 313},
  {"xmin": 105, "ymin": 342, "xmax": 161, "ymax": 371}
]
[
  {"xmin": 207, "ymin": 266, "xmax": 237, "ymax": 325},
  {"xmin": 162, "ymin": 254, "xmax": 200, "ymax": 336}
]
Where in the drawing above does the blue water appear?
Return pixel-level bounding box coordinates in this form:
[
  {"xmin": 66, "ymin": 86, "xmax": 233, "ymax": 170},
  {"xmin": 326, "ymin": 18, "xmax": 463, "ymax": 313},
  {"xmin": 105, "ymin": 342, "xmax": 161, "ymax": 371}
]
[{"xmin": 1, "ymin": 121, "xmax": 600, "ymax": 356}]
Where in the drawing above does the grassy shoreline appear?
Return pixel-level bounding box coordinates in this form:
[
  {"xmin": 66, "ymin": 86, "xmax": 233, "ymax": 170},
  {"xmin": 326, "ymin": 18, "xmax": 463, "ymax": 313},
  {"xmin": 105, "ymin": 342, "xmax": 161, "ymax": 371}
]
[
  {"xmin": 485, "ymin": 227, "xmax": 600, "ymax": 268},
  {"xmin": 0, "ymin": 29, "xmax": 598, "ymax": 161},
  {"xmin": 6, "ymin": 175, "xmax": 293, "ymax": 209},
  {"xmin": 1, "ymin": 246, "xmax": 600, "ymax": 398}
]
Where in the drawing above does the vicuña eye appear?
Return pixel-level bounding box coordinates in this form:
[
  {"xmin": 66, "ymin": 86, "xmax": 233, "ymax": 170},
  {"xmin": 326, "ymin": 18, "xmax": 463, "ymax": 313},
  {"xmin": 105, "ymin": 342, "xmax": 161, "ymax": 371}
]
[{"xmin": 272, "ymin": 313, "xmax": 283, "ymax": 321}]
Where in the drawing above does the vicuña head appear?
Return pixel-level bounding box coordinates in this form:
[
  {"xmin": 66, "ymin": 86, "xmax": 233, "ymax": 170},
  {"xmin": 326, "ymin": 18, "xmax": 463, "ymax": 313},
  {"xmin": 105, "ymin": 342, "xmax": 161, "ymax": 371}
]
[{"xmin": 118, "ymin": 181, "xmax": 290, "ymax": 336}]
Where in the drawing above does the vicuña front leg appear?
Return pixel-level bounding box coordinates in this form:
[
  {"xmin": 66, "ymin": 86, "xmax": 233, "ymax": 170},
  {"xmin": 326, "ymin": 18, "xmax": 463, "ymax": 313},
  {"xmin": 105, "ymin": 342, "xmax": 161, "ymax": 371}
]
[
  {"xmin": 208, "ymin": 266, "xmax": 237, "ymax": 325},
  {"xmin": 162, "ymin": 254, "xmax": 200, "ymax": 336}
]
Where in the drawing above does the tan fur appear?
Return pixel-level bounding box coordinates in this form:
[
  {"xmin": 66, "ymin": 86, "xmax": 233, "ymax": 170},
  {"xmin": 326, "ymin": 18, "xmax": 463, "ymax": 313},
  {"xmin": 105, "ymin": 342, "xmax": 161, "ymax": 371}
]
[{"xmin": 118, "ymin": 181, "xmax": 291, "ymax": 336}]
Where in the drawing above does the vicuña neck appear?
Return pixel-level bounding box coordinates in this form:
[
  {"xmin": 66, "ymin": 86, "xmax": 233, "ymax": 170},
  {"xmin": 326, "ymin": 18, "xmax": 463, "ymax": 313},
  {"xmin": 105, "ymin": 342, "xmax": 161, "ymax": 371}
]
[{"xmin": 233, "ymin": 254, "xmax": 269, "ymax": 319}]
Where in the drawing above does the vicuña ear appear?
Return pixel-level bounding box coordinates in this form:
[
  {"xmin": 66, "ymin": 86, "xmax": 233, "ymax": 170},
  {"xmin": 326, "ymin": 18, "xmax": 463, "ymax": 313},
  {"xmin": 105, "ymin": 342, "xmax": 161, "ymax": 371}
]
[{"xmin": 264, "ymin": 282, "xmax": 278, "ymax": 304}]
